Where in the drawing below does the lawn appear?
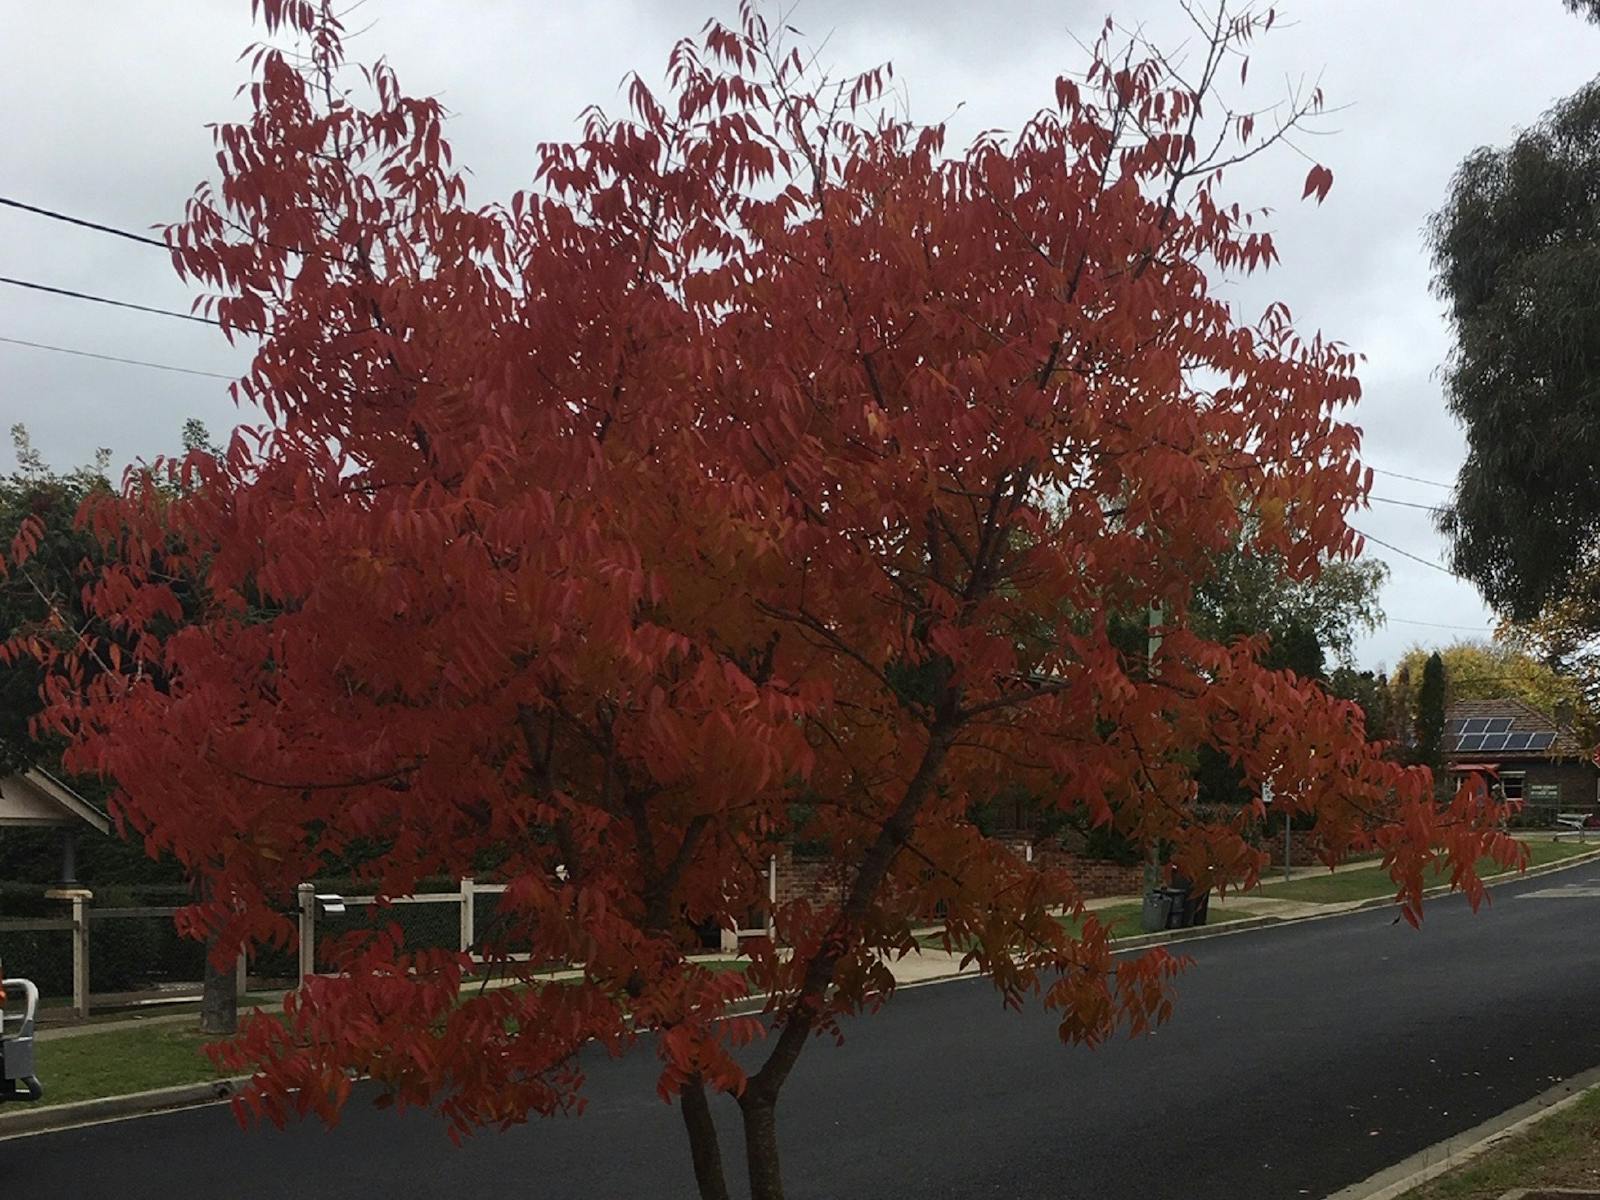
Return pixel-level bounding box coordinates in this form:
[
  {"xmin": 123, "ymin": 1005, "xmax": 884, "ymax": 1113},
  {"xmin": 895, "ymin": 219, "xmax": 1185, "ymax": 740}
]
[
  {"xmin": 27, "ymin": 1023, "xmax": 233, "ymax": 1108},
  {"xmin": 1254, "ymin": 838, "xmax": 1599, "ymax": 905},
  {"xmin": 1398, "ymin": 1084, "xmax": 1600, "ymax": 1199},
  {"xmin": 12, "ymin": 961, "xmax": 761, "ymax": 1113}
]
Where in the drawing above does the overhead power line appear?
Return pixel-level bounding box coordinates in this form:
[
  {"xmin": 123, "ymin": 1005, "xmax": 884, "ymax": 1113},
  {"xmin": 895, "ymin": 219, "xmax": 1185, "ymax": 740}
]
[
  {"xmin": 0, "ymin": 276, "xmax": 219, "ymax": 328},
  {"xmin": 1351, "ymin": 527, "xmax": 1459, "ymax": 577},
  {"xmin": 1370, "ymin": 466, "xmax": 1453, "ymax": 490},
  {"xmin": 0, "ymin": 196, "xmax": 167, "ymax": 249},
  {"xmin": 0, "ymin": 334, "xmax": 235, "ymax": 381},
  {"xmin": 1370, "ymin": 495, "xmax": 1449, "ymax": 514},
  {"xmin": 1387, "ymin": 616, "xmax": 1496, "ymax": 632}
]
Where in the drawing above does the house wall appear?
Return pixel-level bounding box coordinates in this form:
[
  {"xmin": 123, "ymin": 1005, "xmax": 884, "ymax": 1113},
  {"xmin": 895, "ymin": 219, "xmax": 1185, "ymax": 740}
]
[{"xmin": 1499, "ymin": 760, "xmax": 1600, "ymax": 811}]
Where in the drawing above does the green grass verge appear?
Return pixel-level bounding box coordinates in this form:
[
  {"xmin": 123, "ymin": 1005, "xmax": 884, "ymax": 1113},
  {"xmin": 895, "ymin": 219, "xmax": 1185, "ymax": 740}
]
[
  {"xmin": 1397, "ymin": 1085, "xmax": 1600, "ymax": 1199},
  {"xmin": 18, "ymin": 963, "xmax": 755, "ymax": 1112},
  {"xmin": 27, "ymin": 1023, "xmax": 232, "ymax": 1108},
  {"xmin": 1255, "ymin": 838, "xmax": 1599, "ymax": 905}
]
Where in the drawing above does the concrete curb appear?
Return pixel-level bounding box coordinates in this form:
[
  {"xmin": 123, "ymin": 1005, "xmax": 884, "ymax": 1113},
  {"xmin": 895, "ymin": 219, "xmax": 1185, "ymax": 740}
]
[
  {"xmin": 0, "ymin": 1076, "xmax": 249, "ymax": 1141},
  {"xmin": 1324, "ymin": 1063, "xmax": 1600, "ymax": 1200}
]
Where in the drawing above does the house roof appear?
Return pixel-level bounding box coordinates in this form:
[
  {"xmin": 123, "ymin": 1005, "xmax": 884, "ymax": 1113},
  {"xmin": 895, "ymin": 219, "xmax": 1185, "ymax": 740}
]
[
  {"xmin": 1443, "ymin": 697, "xmax": 1590, "ymax": 762},
  {"xmin": 0, "ymin": 768, "xmax": 110, "ymax": 834}
]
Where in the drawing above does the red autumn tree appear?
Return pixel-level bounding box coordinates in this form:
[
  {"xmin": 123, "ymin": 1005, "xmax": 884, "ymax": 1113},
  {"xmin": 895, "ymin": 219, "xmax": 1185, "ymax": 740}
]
[{"xmin": 11, "ymin": 3, "xmax": 1517, "ymax": 1197}]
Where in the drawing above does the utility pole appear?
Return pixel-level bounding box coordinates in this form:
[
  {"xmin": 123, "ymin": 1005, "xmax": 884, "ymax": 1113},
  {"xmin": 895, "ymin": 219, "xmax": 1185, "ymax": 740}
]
[
  {"xmin": 1262, "ymin": 779, "xmax": 1289, "ymax": 883},
  {"xmin": 1283, "ymin": 809, "xmax": 1292, "ymax": 884}
]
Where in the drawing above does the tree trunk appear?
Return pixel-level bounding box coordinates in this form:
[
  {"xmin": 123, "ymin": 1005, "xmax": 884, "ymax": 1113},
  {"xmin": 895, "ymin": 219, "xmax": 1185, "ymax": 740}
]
[
  {"xmin": 679, "ymin": 1075, "xmax": 732, "ymax": 1200},
  {"xmin": 199, "ymin": 936, "xmax": 237, "ymax": 1036},
  {"xmin": 740, "ymin": 1091, "xmax": 785, "ymax": 1200}
]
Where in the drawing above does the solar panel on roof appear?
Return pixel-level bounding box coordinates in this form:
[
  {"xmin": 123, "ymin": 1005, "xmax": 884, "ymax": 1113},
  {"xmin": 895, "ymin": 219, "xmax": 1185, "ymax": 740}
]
[
  {"xmin": 1462, "ymin": 718, "xmax": 1491, "ymax": 735},
  {"xmin": 1529, "ymin": 732, "xmax": 1556, "ymax": 751},
  {"xmin": 1487, "ymin": 718, "xmax": 1514, "ymax": 734},
  {"xmin": 1481, "ymin": 733, "xmax": 1510, "ymax": 752},
  {"xmin": 1447, "ymin": 719, "xmax": 1468, "ymax": 735},
  {"xmin": 1505, "ymin": 732, "xmax": 1533, "ymax": 751},
  {"xmin": 1456, "ymin": 734, "xmax": 1486, "ymax": 752}
]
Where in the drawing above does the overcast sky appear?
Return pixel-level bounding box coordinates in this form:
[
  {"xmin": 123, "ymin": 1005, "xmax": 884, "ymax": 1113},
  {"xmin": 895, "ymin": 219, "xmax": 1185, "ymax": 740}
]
[{"xmin": 4, "ymin": 1, "xmax": 1597, "ymax": 671}]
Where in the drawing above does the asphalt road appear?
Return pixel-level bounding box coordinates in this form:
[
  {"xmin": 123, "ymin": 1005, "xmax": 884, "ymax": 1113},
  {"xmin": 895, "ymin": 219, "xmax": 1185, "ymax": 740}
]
[{"xmin": 8, "ymin": 858, "xmax": 1600, "ymax": 1200}]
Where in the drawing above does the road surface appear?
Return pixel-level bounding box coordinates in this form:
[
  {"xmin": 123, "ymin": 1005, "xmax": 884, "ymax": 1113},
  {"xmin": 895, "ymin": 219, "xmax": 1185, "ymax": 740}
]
[{"xmin": 7, "ymin": 858, "xmax": 1600, "ymax": 1199}]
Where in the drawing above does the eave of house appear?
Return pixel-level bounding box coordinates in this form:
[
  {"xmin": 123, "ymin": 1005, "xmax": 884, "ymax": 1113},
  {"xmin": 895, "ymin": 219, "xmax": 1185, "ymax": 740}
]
[{"xmin": 0, "ymin": 768, "xmax": 111, "ymax": 835}]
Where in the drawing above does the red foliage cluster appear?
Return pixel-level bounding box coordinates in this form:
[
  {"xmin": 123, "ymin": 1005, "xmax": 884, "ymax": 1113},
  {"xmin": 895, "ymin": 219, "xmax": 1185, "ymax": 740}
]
[{"xmin": 4, "ymin": 1, "xmax": 1517, "ymax": 1188}]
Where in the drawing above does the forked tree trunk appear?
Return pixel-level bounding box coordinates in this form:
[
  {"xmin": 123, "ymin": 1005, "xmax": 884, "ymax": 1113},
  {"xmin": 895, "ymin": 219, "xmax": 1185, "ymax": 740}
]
[
  {"xmin": 680, "ymin": 1075, "xmax": 732, "ymax": 1200},
  {"xmin": 740, "ymin": 1090, "xmax": 785, "ymax": 1200}
]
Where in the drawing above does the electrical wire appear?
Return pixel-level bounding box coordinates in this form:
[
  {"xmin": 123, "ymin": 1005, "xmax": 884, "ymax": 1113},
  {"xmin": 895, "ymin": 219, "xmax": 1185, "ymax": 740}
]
[
  {"xmin": 1387, "ymin": 616, "xmax": 1497, "ymax": 632},
  {"xmin": 1370, "ymin": 466, "xmax": 1453, "ymax": 490},
  {"xmin": 0, "ymin": 196, "xmax": 167, "ymax": 249},
  {"xmin": 1351, "ymin": 527, "xmax": 1459, "ymax": 577},
  {"xmin": 1370, "ymin": 495, "xmax": 1448, "ymax": 514},
  {"xmin": 0, "ymin": 276, "xmax": 226, "ymax": 329},
  {"xmin": 0, "ymin": 334, "xmax": 235, "ymax": 380}
]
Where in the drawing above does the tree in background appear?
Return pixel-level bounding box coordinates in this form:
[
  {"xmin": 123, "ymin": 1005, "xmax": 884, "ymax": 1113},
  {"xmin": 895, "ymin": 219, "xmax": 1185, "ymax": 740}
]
[
  {"xmin": 1328, "ymin": 666, "xmax": 1393, "ymax": 744},
  {"xmin": 1192, "ymin": 546, "xmax": 1386, "ymax": 679},
  {"xmin": 1415, "ymin": 652, "xmax": 1448, "ymax": 771},
  {"xmin": 0, "ymin": 426, "xmax": 110, "ymax": 777},
  {"xmin": 10, "ymin": 5, "xmax": 1516, "ymax": 1197},
  {"xmin": 1430, "ymin": 45, "xmax": 1600, "ymax": 627},
  {"xmin": 1500, "ymin": 595, "xmax": 1600, "ymax": 721},
  {"xmin": 1391, "ymin": 640, "xmax": 1592, "ymax": 735},
  {"xmin": 1189, "ymin": 546, "xmax": 1385, "ymax": 805},
  {"xmin": 1, "ymin": 421, "xmax": 222, "ymax": 780},
  {"xmin": 1432, "ymin": 0, "xmax": 1600, "ymax": 755},
  {"xmin": 0, "ymin": 424, "xmax": 236, "ymax": 1034}
]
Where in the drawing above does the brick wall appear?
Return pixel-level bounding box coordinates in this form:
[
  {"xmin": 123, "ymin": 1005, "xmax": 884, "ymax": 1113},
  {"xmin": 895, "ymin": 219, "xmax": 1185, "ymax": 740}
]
[
  {"xmin": 1264, "ymin": 830, "xmax": 1325, "ymax": 867},
  {"xmin": 772, "ymin": 849, "xmax": 848, "ymax": 908},
  {"xmin": 988, "ymin": 832, "xmax": 1143, "ymax": 898},
  {"xmin": 1511, "ymin": 761, "xmax": 1600, "ymax": 812}
]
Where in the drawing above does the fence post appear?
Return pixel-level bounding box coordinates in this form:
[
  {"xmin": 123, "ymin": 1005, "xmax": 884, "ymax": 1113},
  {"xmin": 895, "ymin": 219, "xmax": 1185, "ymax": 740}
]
[
  {"xmin": 459, "ymin": 877, "xmax": 475, "ymax": 957},
  {"xmin": 296, "ymin": 883, "xmax": 315, "ymax": 988},
  {"xmin": 235, "ymin": 949, "xmax": 249, "ymax": 998},
  {"xmin": 71, "ymin": 895, "xmax": 90, "ymax": 1020}
]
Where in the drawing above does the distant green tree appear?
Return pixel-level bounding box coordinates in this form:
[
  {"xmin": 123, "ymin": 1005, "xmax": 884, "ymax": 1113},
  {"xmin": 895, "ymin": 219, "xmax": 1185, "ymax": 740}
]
[
  {"xmin": 1264, "ymin": 619, "xmax": 1326, "ymax": 681},
  {"xmin": 0, "ymin": 424, "xmax": 225, "ymax": 889},
  {"xmin": 1416, "ymin": 652, "xmax": 1448, "ymax": 769},
  {"xmin": 1192, "ymin": 545, "xmax": 1385, "ymax": 669},
  {"xmin": 1188, "ymin": 548, "xmax": 1379, "ymax": 807},
  {"xmin": 1392, "ymin": 639, "xmax": 1592, "ymax": 734},
  {"xmin": 1328, "ymin": 666, "xmax": 1393, "ymax": 742},
  {"xmin": 1430, "ymin": 80, "xmax": 1600, "ymax": 622},
  {"xmin": 0, "ymin": 426, "xmax": 112, "ymax": 776}
]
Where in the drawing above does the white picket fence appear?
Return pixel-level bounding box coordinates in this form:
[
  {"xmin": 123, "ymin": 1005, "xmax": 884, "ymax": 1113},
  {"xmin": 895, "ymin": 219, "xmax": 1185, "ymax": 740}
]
[{"xmin": 294, "ymin": 860, "xmax": 778, "ymax": 988}]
